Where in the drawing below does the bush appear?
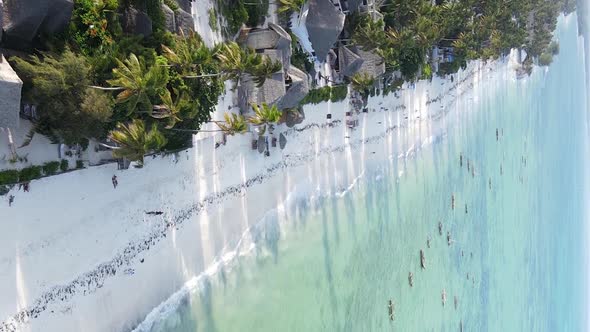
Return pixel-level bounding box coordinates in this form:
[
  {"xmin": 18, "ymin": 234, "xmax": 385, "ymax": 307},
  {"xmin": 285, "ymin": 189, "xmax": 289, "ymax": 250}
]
[
  {"xmin": 42, "ymin": 161, "xmax": 61, "ymax": 175},
  {"xmin": 19, "ymin": 166, "xmax": 43, "ymax": 182},
  {"xmin": 217, "ymin": 0, "xmax": 248, "ymax": 36},
  {"xmin": 301, "ymin": 86, "xmax": 348, "ymax": 105},
  {"xmin": 245, "ymin": 0, "xmax": 269, "ymax": 27},
  {"xmin": 163, "ymin": 0, "xmax": 179, "ymax": 11},
  {"xmin": 76, "ymin": 160, "xmax": 85, "ymax": 169},
  {"xmin": 60, "ymin": 159, "xmax": 69, "ymax": 172},
  {"xmin": 0, "ymin": 170, "xmax": 19, "ymax": 185},
  {"xmin": 538, "ymin": 53, "xmax": 553, "ymax": 66}
]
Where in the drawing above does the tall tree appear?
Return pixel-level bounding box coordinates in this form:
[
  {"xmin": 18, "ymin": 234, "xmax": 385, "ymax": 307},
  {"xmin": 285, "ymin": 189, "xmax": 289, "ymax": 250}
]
[
  {"xmin": 215, "ymin": 42, "xmax": 255, "ymax": 82},
  {"xmin": 162, "ymin": 31, "xmax": 216, "ymax": 77},
  {"xmin": 107, "ymin": 53, "xmax": 169, "ymax": 115},
  {"xmin": 352, "ymin": 17, "xmax": 387, "ymax": 51},
  {"xmin": 108, "ymin": 119, "xmax": 167, "ymax": 165},
  {"xmin": 250, "ymin": 56, "xmax": 283, "ymax": 87},
  {"xmin": 350, "ymin": 73, "xmax": 375, "ymax": 97},
  {"xmin": 12, "ymin": 49, "xmax": 113, "ymax": 144},
  {"xmin": 152, "ymin": 89, "xmax": 190, "ymax": 129},
  {"xmin": 248, "ymin": 103, "xmax": 282, "ymax": 135}
]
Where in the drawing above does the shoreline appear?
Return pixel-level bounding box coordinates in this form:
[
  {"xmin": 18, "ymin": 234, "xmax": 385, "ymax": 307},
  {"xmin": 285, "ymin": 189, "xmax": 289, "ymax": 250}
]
[{"xmin": 0, "ymin": 55, "xmax": 513, "ymax": 332}]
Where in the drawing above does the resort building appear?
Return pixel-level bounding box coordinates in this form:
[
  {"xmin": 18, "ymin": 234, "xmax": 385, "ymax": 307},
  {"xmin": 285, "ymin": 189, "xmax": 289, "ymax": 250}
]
[
  {"xmin": 337, "ymin": 44, "xmax": 386, "ymax": 80},
  {"xmin": 237, "ymin": 23, "xmax": 310, "ymax": 112},
  {"xmin": 305, "ymin": 0, "xmax": 346, "ymax": 62}
]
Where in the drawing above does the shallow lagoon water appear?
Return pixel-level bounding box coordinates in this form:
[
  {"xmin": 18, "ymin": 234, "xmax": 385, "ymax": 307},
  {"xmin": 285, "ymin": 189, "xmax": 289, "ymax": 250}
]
[{"xmin": 144, "ymin": 15, "xmax": 587, "ymax": 332}]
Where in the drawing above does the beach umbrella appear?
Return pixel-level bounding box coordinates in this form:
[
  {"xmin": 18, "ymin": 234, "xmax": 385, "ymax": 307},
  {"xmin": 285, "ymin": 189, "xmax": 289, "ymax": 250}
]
[{"xmin": 279, "ymin": 133, "xmax": 287, "ymax": 149}]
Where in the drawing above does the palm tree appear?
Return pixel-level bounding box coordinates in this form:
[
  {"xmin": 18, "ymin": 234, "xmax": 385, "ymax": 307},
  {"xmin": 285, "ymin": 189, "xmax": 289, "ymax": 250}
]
[
  {"xmin": 250, "ymin": 56, "xmax": 283, "ymax": 87},
  {"xmin": 107, "ymin": 53, "xmax": 169, "ymax": 115},
  {"xmin": 215, "ymin": 42, "xmax": 260, "ymax": 83},
  {"xmin": 350, "ymin": 73, "xmax": 376, "ymax": 95},
  {"xmin": 152, "ymin": 89, "xmax": 190, "ymax": 129},
  {"xmin": 161, "ymin": 31, "xmax": 215, "ymax": 77},
  {"xmin": 215, "ymin": 113, "xmax": 248, "ymax": 135},
  {"xmin": 248, "ymin": 103, "xmax": 282, "ymax": 135},
  {"xmin": 277, "ymin": 0, "xmax": 305, "ymax": 14},
  {"xmin": 352, "ymin": 18, "xmax": 387, "ymax": 51},
  {"xmin": 108, "ymin": 119, "xmax": 167, "ymax": 165}
]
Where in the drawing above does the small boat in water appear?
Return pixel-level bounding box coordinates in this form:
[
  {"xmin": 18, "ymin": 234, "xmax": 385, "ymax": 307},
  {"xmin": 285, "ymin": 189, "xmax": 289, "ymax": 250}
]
[
  {"xmin": 438, "ymin": 222, "xmax": 443, "ymax": 235},
  {"xmin": 420, "ymin": 250, "xmax": 426, "ymax": 269},
  {"xmin": 442, "ymin": 289, "xmax": 447, "ymax": 307},
  {"xmin": 408, "ymin": 272, "xmax": 414, "ymax": 287},
  {"xmin": 388, "ymin": 300, "xmax": 395, "ymax": 321},
  {"xmin": 447, "ymin": 232, "xmax": 452, "ymax": 246}
]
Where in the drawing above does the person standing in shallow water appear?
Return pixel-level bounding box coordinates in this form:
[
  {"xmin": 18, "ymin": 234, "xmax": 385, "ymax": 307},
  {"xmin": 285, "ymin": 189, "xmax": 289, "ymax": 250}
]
[
  {"xmin": 112, "ymin": 175, "xmax": 118, "ymax": 189},
  {"xmin": 8, "ymin": 195, "xmax": 14, "ymax": 207}
]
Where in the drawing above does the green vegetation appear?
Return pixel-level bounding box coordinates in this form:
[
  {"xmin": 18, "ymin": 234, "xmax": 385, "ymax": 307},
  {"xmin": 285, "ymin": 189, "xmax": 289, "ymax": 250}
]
[
  {"xmin": 301, "ymin": 86, "xmax": 348, "ymax": 105},
  {"xmin": 64, "ymin": 0, "xmax": 121, "ymax": 56},
  {"xmin": 215, "ymin": 42, "xmax": 283, "ymax": 87},
  {"xmin": 216, "ymin": 113, "xmax": 249, "ymax": 135},
  {"xmin": 18, "ymin": 166, "xmax": 43, "ymax": 182},
  {"xmin": 208, "ymin": 8, "xmax": 218, "ymax": 32},
  {"xmin": 347, "ymin": 0, "xmax": 574, "ymax": 79},
  {"xmin": 13, "ymin": 50, "xmax": 113, "ymax": 145},
  {"xmin": 9, "ymin": 0, "xmax": 229, "ymax": 161},
  {"xmin": 245, "ymin": 0, "xmax": 270, "ymax": 28},
  {"xmin": 289, "ymin": 32, "xmax": 314, "ymax": 74},
  {"xmin": 42, "ymin": 161, "xmax": 61, "ymax": 176},
  {"xmin": 109, "ymin": 119, "xmax": 167, "ymax": 165},
  {"xmin": 0, "ymin": 170, "xmax": 19, "ymax": 186},
  {"xmin": 215, "ymin": 0, "xmax": 270, "ymax": 36},
  {"xmin": 0, "ymin": 159, "xmax": 76, "ymax": 185},
  {"xmin": 5, "ymin": 0, "xmax": 573, "ymax": 168},
  {"xmin": 163, "ymin": 0, "xmax": 179, "ymax": 11},
  {"xmin": 248, "ymin": 103, "xmax": 282, "ymax": 135},
  {"xmin": 60, "ymin": 159, "xmax": 69, "ymax": 172},
  {"xmin": 277, "ymin": 0, "xmax": 305, "ymax": 14},
  {"xmin": 350, "ymin": 73, "xmax": 376, "ymax": 97}
]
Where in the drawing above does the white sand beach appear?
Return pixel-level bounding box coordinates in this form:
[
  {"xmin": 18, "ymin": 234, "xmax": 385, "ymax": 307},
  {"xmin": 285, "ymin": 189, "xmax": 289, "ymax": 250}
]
[{"xmin": 0, "ymin": 51, "xmax": 524, "ymax": 332}]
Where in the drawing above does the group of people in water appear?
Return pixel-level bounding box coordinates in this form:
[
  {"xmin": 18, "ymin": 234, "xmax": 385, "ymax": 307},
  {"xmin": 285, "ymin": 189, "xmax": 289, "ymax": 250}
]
[{"xmin": 389, "ymin": 128, "xmax": 513, "ymax": 327}]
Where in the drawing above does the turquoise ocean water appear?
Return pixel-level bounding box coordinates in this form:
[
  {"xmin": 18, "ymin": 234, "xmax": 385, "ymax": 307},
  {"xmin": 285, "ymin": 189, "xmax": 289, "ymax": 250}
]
[{"xmin": 143, "ymin": 15, "xmax": 588, "ymax": 332}]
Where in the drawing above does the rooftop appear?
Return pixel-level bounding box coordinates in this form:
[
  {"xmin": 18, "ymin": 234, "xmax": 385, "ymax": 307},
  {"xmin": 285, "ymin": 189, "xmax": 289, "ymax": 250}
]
[
  {"xmin": 305, "ymin": 0, "xmax": 346, "ymax": 62},
  {"xmin": 238, "ymin": 49, "xmax": 286, "ymax": 110}
]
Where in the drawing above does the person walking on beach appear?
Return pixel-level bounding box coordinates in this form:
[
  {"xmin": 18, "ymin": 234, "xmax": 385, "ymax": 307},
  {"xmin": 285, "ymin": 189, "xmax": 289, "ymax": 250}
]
[
  {"xmin": 23, "ymin": 182, "xmax": 30, "ymax": 192},
  {"xmin": 8, "ymin": 195, "xmax": 14, "ymax": 207},
  {"xmin": 112, "ymin": 175, "xmax": 118, "ymax": 189}
]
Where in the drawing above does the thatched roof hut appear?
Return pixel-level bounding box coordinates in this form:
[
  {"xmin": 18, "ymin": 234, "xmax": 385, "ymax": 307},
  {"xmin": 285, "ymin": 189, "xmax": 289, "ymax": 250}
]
[{"xmin": 305, "ymin": 0, "xmax": 345, "ymax": 62}]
